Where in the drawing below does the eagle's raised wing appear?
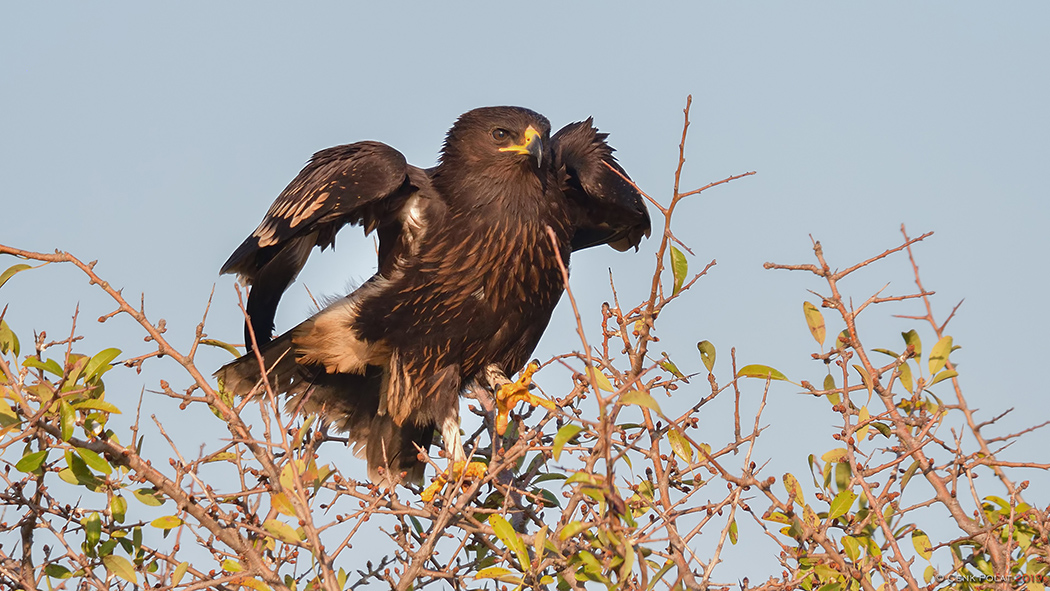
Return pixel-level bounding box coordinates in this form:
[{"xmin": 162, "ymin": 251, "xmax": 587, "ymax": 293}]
[
  {"xmin": 220, "ymin": 141, "xmax": 423, "ymax": 349},
  {"xmin": 552, "ymin": 119, "xmax": 652, "ymax": 252}
]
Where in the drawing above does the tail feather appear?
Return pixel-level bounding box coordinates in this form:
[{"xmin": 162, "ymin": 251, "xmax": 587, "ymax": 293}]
[{"xmin": 215, "ymin": 340, "xmax": 434, "ymax": 484}]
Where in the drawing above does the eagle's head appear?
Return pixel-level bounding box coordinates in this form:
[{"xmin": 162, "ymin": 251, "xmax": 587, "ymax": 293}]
[{"xmin": 441, "ymin": 106, "xmax": 552, "ymax": 173}]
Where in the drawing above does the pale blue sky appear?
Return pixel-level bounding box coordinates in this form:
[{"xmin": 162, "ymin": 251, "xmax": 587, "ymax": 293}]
[{"xmin": 2, "ymin": 2, "xmax": 1048, "ymax": 582}]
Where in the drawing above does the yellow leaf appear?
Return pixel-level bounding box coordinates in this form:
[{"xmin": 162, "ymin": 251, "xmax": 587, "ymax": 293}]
[
  {"xmin": 697, "ymin": 340, "xmax": 716, "ymax": 372},
  {"xmin": 911, "ymin": 529, "xmax": 932, "ymax": 560},
  {"xmin": 803, "ymin": 302, "xmax": 826, "ymax": 346},
  {"xmin": 222, "ymin": 559, "xmax": 242, "ymax": 572},
  {"xmin": 667, "ymin": 428, "xmax": 692, "ymax": 463},
  {"xmin": 150, "ymin": 515, "xmax": 182, "ymax": 530},
  {"xmin": 856, "ymin": 406, "xmax": 870, "ymax": 442},
  {"xmin": 489, "ymin": 514, "xmax": 530, "ymax": 570},
  {"xmin": 852, "ymin": 365, "xmax": 873, "ymax": 398},
  {"xmin": 736, "ymin": 365, "xmax": 789, "ymax": 381},
  {"xmin": 102, "ymin": 555, "xmax": 137, "ymax": 584},
  {"xmin": 928, "ymin": 336, "xmax": 953, "ymax": 375},
  {"xmin": 783, "ymin": 473, "xmax": 804, "ymax": 504},
  {"xmin": 899, "ymin": 362, "xmax": 913, "ymax": 394},
  {"xmin": 171, "ymin": 562, "xmax": 189, "ymax": 586},
  {"xmin": 620, "ymin": 390, "xmax": 662, "ymax": 414},
  {"xmin": 271, "ymin": 492, "xmax": 296, "ymax": 517},
  {"xmin": 592, "ymin": 370, "xmax": 614, "ymax": 392},
  {"xmin": 263, "ymin": 519, "xmax": 303, "ymax": 544},
  {"xmin": 669, "ymin": 246, "xmax": 688, "ymax": 295},
  {"xmin": 553, "ymin": 424, "xmax": 583, "ymax": 461}
]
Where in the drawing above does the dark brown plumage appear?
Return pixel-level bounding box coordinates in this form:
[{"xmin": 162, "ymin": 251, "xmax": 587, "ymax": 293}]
[{"xmin": 215, "ymin": 106, "xmax": 650, "ymax": 483}]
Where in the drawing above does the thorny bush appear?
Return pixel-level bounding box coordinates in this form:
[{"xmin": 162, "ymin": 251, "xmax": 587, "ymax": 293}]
[{"xmin": 1, "ymin": 98, "xmax": 1047, "ymax": 591}]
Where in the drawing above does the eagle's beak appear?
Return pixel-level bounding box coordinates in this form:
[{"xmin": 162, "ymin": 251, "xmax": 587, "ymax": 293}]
[{"xmin": 499, "ymin": 125, "xmax": 544, "ymax": 167}]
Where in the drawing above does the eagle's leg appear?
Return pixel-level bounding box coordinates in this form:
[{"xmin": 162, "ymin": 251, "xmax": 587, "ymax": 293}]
[
  {"xmin": 494, "ymin": 362, "xmax": 555, "ymax": 436},
  {"xmin": 420, "ymin": 410, "xmax": 486, "ymax": 502}
]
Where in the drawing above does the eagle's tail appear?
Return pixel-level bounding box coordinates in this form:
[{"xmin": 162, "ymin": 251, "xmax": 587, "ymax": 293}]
[{"xmin": 214, "ymin": 339, "xmax": 432, "ymax": 484}]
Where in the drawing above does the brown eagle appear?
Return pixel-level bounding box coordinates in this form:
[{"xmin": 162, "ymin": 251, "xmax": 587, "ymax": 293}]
[{"xmin": 216, "ymin": 106, "xmax": 649, "ymax": 483}]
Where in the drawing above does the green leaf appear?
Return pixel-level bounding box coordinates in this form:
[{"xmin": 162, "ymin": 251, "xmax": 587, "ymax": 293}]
[
  {"xmin": 828, "ymin": 490, "xmax": 858, "ymax": 520},
  {"xmin": 535, "ymin": 488, "xmax": 560, "ymax": 508},
  {"xmin": 565, "ymin": 472, "xmax": 600, "ymax": 486},
  {"xmin": 15, "ymin": 450, "xmax": 48, "ymax": 473},
  {"xmin": 901, "ymin": 329, "xmax": 922, "ymax": 359},
  {"xmin": 200, "ymin": 338, "xmax": 241, "ymax": 358},
  {"xmin": 697, "ymin": 340, "xmax": 715, "ymax": 372},
  {"xmin": 23, "ymin": 356, "xmax": 63, "ymax": 377},
  {"xmin": 133, "ymin": 488, "xmax": 165, "ymax": 507},
  {"xmin": 659, "ymin": 357, "xmax": 685, "ymax": 379},
  {"xmin": 71, "ymin": 399, "xmax": 122, "ymax": 414},
  {"xmin": 911, "ymin": 529, "xmax": 932, "ymax": 560},
  {"xmin": 647, "ymin": 560, "xmax": 675, "ymax": 590},
  {"xmin": 928, "ymin": 369, "xmax": 958, "ymax": 387},
  {"xmin": 222, "ymin": 559, "xmax": 242, "ymax": 572},
  {"xmin": 110, "ymin": 496, "xmax": 127, "ymax": 524},
  {"xmin": 669, "ymin": 246, "xmax": 688, "ymax": 296},
  {"xmin": 841, "ymin": 535, "xmax": 860, "ymax": 561},
  {"xmin": 553, "ymin": 424, "xmax": 584, "ymax": 461},
  {"xmin": 871, "ymin": 421, "xmax": 892, "ymax": 437},
  {"xmin": 928, "ymin": 336, "xmax": 953, "ymax": 375},
  {"xmin": 151, "ymin": 515, "xmax": 183, "ymax": 530},
  {"xmin": 0, "ymin": 264, "xmax": 32, "ymax": 290},
  {"xmin": 559, "ymin": 520, "xmax": 587, "ymax": 540},
  {"xmin": 103, "ymin": 554, "xmax": 137, "ymax": 584},
  {"xmin": 803, "ymin": 302, "xmax": 826, "ymax": 346},
  {"xmin": 0, "ymin": 400, "xmax": 19, "ymax": 428},
  {"xmin": 900, "ymin": 460, "xmax": 920, "ymax": 492},
  {"xmin": 489, "ymin": 514, "xmax": 530, "ymax": 570},
  {"xmin": 620, "ymin": 390, "xmax": 662, "ymax": 414},
  {"xmin": 75, "ymin": 447, "xmax": 112, "ymax": 475},
  {"xmin": 84, "ymin": 348, "xmax": 121, "ymax": 381},
  {"xmin": 82, "ymin": 512, "xmax": 102, "ymax": 548},
  {"xmin": 667, "ymin": 428, "xmax": 692, "ymax": 463},
  {"xmin": 736, "ymin": 364, "xmax": 788, "ymax": 381},
  {"xmin": 0, "ymin": 319, "xmax": 20, "ymax": 357},
  {"xmin": 872, "ymin": 348, "xmax": 899, "ymax": 358},
  {"xmin": 264, "ymin": 519, "xmax": 303, "ymax": 543},
  {"xmin": 620, "ymin": 541, "xmax": 636, "ymax": 580},
  {"xmin": 44, "ymin": 563, "xmax": 73, "ymax": 579},
  {"xmin": 728, "ymin": 519, "xmax": 738, "ymax": 545},
  {"xmin": 171, "ymin": 562, "xmax": 189, "ymax": 586},
  {"xmin": 59, "ymin": 400, "xmax": 75, "ymax": 441}
]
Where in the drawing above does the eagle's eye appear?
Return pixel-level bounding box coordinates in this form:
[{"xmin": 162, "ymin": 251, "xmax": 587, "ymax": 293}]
[{"xmin": 491, "ymin": 128, "xmax": 509, "ymax": 141}]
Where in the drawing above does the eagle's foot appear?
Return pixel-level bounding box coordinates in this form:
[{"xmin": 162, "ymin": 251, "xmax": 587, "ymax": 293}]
[
  {"xmin": 495, "ymin": 362, "xmax": 555, "ymax": 436},
  {"xmin": 420, "ymin": 460, "xmax": 487, "ymax": 502}
]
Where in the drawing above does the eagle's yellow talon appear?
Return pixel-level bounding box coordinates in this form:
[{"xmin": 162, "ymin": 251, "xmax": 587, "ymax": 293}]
[
  {"xmin": 495, "ymin": 362, "xmax": 555, "ymax": 435},
  {"xmin": 420, "ymin": 479, "xmax": 444, "ymax": 502},
  {"xmin": 420, "ymin": 461, "xmax": 487, "ymax": 502}
]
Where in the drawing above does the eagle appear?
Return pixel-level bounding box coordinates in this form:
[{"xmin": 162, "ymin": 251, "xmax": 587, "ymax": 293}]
[{"xmin": 215, "ymin": 106, "xmax": 650, "ymax": 484}]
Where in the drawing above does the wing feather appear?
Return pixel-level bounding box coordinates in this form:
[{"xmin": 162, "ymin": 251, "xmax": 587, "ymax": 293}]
[
  {"xmin": 220, "ymin": 141, "xmax": 420, "ymax": 349},
  {"xmin": 552, "ymin": 119, "xmax": 652, "ymax": 252}
]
